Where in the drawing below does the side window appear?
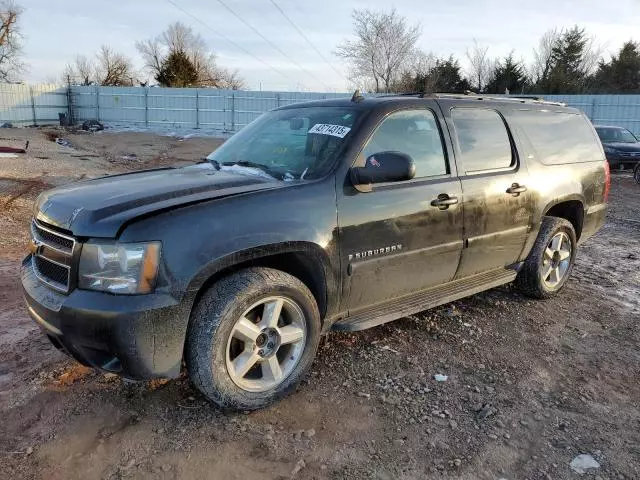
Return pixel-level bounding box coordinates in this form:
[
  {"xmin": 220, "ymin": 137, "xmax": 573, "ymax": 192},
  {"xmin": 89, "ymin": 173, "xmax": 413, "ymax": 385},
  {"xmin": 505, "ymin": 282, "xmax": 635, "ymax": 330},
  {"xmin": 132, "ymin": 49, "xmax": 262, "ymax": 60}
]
[
  {"xmin": 451, "ymin": 108, "xmax": 513, "ymax": 173},
  {"xmin": 514, "ymin": 110, "xmax": 603, "ymax": 165},
  {"xmin": 362, "ymin": 110, "xmax": 448, "ymax": 178}
]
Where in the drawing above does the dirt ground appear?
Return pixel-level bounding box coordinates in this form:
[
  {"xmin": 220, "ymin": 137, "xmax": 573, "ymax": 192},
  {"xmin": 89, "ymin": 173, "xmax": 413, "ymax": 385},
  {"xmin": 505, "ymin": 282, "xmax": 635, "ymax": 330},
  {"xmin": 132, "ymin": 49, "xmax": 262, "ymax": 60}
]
[{"xmin": 0, "ymin": 128, "xmax": 638, "ymax": 480}]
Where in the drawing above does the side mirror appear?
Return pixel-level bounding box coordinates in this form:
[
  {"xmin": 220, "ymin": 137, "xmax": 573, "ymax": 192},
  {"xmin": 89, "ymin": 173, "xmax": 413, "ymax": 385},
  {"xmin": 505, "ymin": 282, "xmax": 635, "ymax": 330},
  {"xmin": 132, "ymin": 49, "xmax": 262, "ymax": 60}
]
[
  {"xmin": 350, "ymin": 151, "xmax": 416, "ymax": 187},
  {"xmin": 289, "ymin": 118, "xmax": 304, "ymax": 130}
]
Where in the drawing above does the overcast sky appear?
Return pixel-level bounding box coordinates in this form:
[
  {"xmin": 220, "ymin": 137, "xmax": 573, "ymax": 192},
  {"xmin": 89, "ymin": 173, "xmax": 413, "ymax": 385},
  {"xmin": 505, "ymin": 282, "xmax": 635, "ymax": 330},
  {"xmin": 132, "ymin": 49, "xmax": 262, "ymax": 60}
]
[{"xmin": 20, "ymin": 0, "xmax": 640, "ymax": 91}]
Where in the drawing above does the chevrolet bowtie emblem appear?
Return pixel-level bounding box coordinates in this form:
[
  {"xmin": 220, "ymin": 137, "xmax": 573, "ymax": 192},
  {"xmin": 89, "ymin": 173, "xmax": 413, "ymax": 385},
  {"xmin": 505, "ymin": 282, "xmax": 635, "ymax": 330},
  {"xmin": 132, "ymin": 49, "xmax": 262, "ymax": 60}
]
[{"xmin": 28, "ymin": 238, "xmax": 43, "ymax": 256}]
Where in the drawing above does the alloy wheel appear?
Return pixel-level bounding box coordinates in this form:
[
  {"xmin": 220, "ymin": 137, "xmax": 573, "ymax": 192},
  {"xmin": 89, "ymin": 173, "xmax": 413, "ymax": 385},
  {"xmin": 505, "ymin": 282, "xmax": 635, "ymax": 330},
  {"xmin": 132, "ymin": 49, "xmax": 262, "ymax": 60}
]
[
  {"xmin": 225, "ymin": 296, "xmax": 306, "ymax": 392},
  {"xmin": 541, "ymin": 232, "xmax": 572, "ymax": 289}
]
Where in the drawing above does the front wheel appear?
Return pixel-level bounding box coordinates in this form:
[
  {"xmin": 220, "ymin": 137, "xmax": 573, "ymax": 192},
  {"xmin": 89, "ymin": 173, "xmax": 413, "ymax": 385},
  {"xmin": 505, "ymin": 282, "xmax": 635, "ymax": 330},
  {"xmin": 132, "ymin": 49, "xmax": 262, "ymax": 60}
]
[
  {"xmin": 516, "ymin": 216, "xmax": 577, "ymax": 299},
  {"xmin": 186, "ymin": 268, "xmax": 321, "ymax": 410},
  {"xmin": 634, "ymin": 163, "xmax": 640, "ymax": 184}
]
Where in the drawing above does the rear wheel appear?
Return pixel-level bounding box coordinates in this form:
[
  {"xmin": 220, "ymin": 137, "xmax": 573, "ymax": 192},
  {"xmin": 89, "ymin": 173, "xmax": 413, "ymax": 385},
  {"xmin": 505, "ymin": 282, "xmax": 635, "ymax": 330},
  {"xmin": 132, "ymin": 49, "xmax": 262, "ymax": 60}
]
[
  {"xmin": 186, "ymin": 268, "xmax": 320, "ymax": 410},
  {"xmin": 516, "ymin": 216, "xmax": 577, "ymax": 299}
]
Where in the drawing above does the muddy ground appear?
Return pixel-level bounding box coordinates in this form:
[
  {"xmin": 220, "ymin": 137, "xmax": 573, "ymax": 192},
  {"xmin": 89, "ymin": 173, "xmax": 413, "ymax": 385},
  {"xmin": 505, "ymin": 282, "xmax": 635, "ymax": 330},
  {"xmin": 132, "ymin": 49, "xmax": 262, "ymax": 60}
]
[{"xmin": 0, "ymin": 128, "xmax": 638, "ymax": 480}]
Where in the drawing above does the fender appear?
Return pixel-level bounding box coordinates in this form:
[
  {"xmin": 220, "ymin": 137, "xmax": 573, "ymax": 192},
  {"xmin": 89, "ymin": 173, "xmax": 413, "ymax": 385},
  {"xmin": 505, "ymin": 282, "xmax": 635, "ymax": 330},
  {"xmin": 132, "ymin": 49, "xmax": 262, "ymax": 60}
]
[{"xmin": 184, "ymin": 240, "xmax": 339, "ymax": 319}]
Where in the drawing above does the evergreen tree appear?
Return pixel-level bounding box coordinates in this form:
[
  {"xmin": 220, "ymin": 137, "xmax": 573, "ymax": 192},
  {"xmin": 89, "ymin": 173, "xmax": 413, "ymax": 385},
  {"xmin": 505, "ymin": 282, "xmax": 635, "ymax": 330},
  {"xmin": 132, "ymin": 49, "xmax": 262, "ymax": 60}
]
[
  {"xmin": 593, "ymin": 41, "xmax": 640, "ymax": 93},
  {"xmin": 485, "ymin": 54, "xmax": 528, "ymax": 94},
  {"xmin": 155, "ymin": 50, "xmax": 198, "ymax": 87},
  {"xmin": 536, "ymin": 26, "xmax": 596, "ymax": 93}
]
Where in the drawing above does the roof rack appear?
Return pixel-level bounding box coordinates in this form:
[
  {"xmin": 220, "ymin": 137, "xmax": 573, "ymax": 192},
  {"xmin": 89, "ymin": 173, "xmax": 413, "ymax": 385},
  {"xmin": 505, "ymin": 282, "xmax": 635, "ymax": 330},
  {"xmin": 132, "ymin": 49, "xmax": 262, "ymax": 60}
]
[
  {"xmin": 376, "ymin": 92, "xmax": 566, "ymax": 107},
  {"xmin": 432, "ymin": 93, "xmax": 566, "ymax": 107}
]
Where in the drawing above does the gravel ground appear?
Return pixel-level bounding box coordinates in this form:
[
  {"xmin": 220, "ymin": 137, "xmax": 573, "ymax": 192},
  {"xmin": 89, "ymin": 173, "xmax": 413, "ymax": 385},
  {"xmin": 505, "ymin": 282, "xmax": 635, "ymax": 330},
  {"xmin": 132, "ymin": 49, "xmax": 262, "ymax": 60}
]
[{"xmin": 0, "ymin": 128, "xmax": 638, "ymax": 480}]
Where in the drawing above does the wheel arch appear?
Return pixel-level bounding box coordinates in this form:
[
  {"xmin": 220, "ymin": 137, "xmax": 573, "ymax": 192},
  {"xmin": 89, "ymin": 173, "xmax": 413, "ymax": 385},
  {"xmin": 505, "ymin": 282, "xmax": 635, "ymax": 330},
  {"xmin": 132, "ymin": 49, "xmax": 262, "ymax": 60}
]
[
  {"xmin": 186, "ymin": 242, "xmax": 334, "ymax": 322},
  {"xmin": 542, "ymin": 196, "xmax": 585, "ymax": 240}
]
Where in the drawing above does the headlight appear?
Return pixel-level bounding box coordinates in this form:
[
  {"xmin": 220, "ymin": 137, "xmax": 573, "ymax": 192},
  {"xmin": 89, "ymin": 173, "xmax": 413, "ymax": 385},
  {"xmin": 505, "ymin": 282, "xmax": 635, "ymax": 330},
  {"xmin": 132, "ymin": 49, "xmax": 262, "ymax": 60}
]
[
  {"xmin": 79, "ymin": 242, "xmax": 161, "ymax": 294},
  {"xmin": 603, "ymin": 146, "xmax": 617, "ymax": 154}
]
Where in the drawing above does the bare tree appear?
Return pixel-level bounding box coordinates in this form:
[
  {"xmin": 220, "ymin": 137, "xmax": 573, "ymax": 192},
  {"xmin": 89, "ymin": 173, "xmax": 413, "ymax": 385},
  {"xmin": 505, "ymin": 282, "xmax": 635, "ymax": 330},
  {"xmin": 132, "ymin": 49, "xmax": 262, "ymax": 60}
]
[
  {"xmin": 0, "ymin": 1, "xmax": 24, "ymax": 82},
  {"xmin": 218, "ymin": 69, "xmax": 246, "ymax": 90},
  {"xmin": 335, "ymin": 9, "xmax": 421, "ymax": 93},
  {"xmin": 136, "ymin": 22, "xmax": 243, "ymax": 88},
  {"xmin": 466, "ymin": 39, "xmax": 491, "ymax": 92},
  {"xmin": 531, "ymin": 28, "xmax": 561, "ymax": 84},
  {"xmin": 95, "ymin": 46, "xmax": 135, "ymax": 86},
  {"xmin": 64, "ymin": 54, "xmax": 94, "ymax": 85},
  {"xmin": 136, "ymin": 38, "xmax": 163, "ymax": 78},
  {"xmin": 393, "ymin": 50, "xmax": 437, "ymax": 92}
]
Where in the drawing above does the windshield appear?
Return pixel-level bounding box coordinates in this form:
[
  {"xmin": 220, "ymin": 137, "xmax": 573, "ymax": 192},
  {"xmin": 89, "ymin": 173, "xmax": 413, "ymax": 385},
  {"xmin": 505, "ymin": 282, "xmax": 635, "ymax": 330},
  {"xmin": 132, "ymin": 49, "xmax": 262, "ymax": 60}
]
[
  {"xmin": 596, "ymin": 127, "xmax": 638, "ymax": 144},
  {"xmin": 208, "ymin": 106, "xmax": 360, "ymax": 180}
]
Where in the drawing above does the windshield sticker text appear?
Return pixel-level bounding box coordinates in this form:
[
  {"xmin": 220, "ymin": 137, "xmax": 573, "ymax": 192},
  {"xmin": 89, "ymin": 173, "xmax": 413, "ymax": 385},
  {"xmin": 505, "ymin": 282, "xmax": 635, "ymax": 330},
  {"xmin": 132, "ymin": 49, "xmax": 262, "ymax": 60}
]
[{"xmin": 308, "ymin": 124, "xmax": 351, "ymax": 138}]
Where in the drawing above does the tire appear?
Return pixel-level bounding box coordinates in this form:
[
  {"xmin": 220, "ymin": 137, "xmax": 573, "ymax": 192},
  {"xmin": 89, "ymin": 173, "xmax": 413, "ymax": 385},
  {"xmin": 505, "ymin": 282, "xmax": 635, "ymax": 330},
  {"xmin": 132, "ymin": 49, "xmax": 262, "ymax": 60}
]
[
  {"xmin": 185, "ymin": 268, "xmax": 320, "ymax": 410},
  {"xmin": 516, "ymin": 216, "xmax": 577, "ymax": 299},
  {"xmin": 634, "ymin": 164, "xmax": 640, "ymax": 184}
]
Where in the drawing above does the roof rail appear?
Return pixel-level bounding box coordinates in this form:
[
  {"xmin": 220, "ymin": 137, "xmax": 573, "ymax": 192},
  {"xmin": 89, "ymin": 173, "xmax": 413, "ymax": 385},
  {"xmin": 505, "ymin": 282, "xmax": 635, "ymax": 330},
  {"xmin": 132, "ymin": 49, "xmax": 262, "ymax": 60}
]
[
  {"xmin": 375, "ymin": 92, "xmax": 566, "ymax": 107},
  {"xmin": 432, "ymin": 93, "xmax": 566, "ymax": 107}
]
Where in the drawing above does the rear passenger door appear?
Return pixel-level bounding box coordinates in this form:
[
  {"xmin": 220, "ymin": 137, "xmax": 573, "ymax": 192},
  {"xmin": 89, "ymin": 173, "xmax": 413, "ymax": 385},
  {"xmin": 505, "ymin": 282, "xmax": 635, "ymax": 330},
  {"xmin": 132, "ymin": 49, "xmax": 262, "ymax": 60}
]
[{"xmin": 440, "ymin": 104, "xmax": 533, "ymax": 278}]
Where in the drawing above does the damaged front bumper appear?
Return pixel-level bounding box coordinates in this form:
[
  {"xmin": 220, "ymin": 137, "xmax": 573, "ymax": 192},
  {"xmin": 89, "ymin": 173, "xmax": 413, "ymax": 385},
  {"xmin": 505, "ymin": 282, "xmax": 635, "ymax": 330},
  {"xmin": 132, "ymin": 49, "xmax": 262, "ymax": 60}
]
[{"xmin": 21, "ymin": 255, "xmax": 188, "ymax": 379}]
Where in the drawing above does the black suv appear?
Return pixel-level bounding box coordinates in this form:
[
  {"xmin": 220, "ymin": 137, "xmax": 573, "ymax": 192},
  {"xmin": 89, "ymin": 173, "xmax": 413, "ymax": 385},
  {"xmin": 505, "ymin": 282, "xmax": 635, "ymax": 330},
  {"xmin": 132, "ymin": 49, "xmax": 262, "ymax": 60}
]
[
  {"xmin": 22, "ymin": 94, "xmax": 608, "ymax": 410},
  {"xmin": 595, "ymin": 124, "xmax": 640, "ymax": 170}
]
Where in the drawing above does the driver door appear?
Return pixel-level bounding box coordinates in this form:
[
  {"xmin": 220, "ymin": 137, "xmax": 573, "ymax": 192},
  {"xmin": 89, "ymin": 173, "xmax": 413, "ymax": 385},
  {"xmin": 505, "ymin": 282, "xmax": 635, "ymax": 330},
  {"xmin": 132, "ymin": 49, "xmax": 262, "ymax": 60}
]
[{"xmin": 337, "ymin": 107, "xmax": 464, "ymax": 311}]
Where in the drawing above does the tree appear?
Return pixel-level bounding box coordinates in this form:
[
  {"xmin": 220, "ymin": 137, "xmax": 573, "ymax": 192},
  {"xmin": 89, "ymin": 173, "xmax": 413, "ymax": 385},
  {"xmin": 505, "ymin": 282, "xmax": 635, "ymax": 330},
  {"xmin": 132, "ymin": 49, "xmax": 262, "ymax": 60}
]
[
  {"xmin": 0, "ymin": 1, "xmax": 24, "ymax": 82},
  {"xmin": 137, "ymin": 22, "xmax": 243, "ymax": 88},
  {"xmin": 466, "ymin": 39, "xmax": 491, "ymax": 92},
  {"xmin": 531, "ymin": 28, "xmax": 560, "ymax": 87},
  {"xmin": 335, "ymin": 8, "xmax": 421, "ymax": 93},
  {"xmin": 217, "ymin": 69, "xmax": 246, "ymax": 90},
  {"xmin": 156, "ymin": 50, "xmax": 198, "ymax": 87},
  {"xmin": 593, "ymin": 41, "xmax": 640, "ymax": 93},
  {"xmin": 426, "ymin": 57, "xmax": 472, "ymax": 93},
  {"xmin": 63, "ymin": 47, "xmax": 135, "ymax": 86},
  {"xmin": 485, "ymin": 53, "xmax": 528, "ymax": 94},
  {"xmin": 395, "ymin": 55, "xmax": 471, "ymax": 93},
  {"xmin": 392, "ymin": 50, "xmax": 436, "ymax": 92},
  {"xmin": 532, "ymin": 26, "xmax": 602, "ymax": 93},
  {"xmin": 63, "ymin": 55, "xmax": 94, "ymax": 85},
  {"xmin": 95, "ymin": 46, "xmax": 135, "ymax": 86}
]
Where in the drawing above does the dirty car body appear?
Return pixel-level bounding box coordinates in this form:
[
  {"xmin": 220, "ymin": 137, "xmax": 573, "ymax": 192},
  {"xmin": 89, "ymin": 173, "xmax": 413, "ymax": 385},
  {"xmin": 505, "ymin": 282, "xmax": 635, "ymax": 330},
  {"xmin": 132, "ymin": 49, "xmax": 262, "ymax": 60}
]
[{"xmin": 22, "ymin": 94, "xmax": 608, "ymax": 387}]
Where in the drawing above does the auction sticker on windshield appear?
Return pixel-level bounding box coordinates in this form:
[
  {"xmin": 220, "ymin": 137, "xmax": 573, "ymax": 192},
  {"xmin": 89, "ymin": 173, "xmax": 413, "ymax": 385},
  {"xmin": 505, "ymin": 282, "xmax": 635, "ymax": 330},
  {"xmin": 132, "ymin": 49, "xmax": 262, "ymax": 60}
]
[{"xmin": 308, "ymin": 124, "xmax": 351, "ymax": 138}]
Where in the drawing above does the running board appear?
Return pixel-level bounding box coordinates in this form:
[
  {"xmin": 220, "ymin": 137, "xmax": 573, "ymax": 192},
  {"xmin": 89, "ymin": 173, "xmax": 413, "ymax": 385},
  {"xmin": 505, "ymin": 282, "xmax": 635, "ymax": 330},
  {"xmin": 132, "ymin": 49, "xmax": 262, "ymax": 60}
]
[{"xmin": 332, "ymin": 269, "xmax": 517, "ymax": 332}]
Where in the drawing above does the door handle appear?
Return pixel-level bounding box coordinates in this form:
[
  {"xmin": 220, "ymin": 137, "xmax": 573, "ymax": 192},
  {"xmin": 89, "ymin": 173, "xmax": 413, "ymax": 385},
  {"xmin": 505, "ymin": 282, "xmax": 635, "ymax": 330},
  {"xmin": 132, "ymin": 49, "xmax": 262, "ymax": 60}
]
[
  {"xmin": 506, "ymin": 183, "xmax": 527, "ymax": 195},
  {"xmin": 430, "ymin": 194, "xmax": 459, "ymax": 209}
]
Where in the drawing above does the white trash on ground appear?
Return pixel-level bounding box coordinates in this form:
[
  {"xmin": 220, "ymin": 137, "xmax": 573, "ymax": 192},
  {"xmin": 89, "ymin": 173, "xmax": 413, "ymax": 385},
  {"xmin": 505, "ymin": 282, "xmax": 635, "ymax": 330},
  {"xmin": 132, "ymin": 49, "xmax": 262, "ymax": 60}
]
[
  {"xmin": 569, "ymin": 454, "xmax": 600, "ymax": 474},
  {"xmin": 434, "ymin": 374, "xmax": 448, "ymax": 382}
]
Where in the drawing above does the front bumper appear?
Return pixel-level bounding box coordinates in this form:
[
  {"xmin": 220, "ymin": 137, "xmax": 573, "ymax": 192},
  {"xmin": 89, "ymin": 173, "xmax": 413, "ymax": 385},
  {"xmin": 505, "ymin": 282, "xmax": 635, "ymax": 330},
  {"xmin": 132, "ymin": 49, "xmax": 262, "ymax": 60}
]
[{"xmin": 21, "ymin": 255, "xmax": 189, "ymax": 379}]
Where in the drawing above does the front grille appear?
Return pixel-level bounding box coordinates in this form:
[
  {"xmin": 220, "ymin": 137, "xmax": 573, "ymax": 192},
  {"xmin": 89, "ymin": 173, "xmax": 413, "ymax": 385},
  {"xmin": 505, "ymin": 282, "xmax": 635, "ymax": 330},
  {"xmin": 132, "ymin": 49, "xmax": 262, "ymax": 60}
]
[
  {"xmin": 32, "ymin": 221, "xmax": 74, "ymax": 252},
  {"xmin": 619, "ymin": 152, "xmax": 640, "ymax": 158},
  {"xmin": 31, "ymin": 219, "xmax": 76, "ymax": 293},
  {"xmin": 34, "ymin": 256, "xmax": 69, "ymax": 287}
]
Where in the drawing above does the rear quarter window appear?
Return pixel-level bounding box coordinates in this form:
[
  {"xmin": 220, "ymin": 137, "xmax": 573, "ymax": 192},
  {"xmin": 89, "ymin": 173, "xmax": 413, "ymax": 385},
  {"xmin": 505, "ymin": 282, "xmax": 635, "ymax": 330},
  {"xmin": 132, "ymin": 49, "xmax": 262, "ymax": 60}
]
[
  {"xmin": 511, "ymin": 110, "xmax": 602, "ymax": 165},
  {"xmin": 451, "ymin": 108, "xmax": 514, "ymax": 173}
]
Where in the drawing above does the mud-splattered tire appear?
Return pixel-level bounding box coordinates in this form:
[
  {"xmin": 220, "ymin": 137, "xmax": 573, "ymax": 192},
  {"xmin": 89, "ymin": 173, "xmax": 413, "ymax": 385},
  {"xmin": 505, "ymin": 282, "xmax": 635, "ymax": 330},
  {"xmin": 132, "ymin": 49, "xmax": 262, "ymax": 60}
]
[
  {"xmin": 185, "ymin": 268, "xmax": 320, "ymax": 410},
  {"xmin": 516, "ymin": 216, "xmax": 577, "ymax": 299}
]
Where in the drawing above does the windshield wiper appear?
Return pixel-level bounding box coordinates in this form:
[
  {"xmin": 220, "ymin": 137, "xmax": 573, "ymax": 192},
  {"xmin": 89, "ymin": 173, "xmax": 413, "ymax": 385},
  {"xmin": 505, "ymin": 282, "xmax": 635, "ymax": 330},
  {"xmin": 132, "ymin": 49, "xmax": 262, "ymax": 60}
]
[
  {"xmin": 221, "ymin": 160, "xmax": 278, "ymax": 179},
  {"xmin": 208, "ymin": 158, "xmax": 221, "ymax": 170}
]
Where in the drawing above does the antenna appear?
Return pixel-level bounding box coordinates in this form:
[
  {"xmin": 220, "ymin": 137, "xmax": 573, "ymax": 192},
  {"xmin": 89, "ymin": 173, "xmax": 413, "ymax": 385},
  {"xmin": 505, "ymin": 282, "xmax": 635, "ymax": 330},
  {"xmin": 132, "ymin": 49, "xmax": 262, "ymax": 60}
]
[{"xmin": 351, "ymin": 89, "xmax": 364, "ymax": 102}]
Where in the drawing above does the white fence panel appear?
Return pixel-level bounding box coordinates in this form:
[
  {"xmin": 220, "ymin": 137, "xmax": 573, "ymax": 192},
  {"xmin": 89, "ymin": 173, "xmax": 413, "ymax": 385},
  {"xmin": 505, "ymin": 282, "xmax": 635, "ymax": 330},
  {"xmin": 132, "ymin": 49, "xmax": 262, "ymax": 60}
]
[
  {"xmin": 4, "ymin": 85, "xmax": 640, "ymax": 135},
  {"xmin": 0, "ymin": 83, "xmax": 67, "ymax": 126}
]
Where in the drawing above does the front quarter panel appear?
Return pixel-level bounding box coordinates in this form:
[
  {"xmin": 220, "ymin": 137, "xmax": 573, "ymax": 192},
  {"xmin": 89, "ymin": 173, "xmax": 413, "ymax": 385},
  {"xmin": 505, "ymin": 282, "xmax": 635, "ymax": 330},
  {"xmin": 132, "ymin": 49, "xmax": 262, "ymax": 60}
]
[{"xmin": 118, "ymin": 178, "xmax": 340, "ymax": 314}]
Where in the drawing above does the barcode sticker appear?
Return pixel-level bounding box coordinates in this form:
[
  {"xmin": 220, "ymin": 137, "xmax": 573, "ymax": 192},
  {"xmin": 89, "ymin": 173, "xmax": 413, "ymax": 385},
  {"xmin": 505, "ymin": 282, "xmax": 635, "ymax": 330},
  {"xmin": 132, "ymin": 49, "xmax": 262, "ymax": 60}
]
[{"xmin": 308, "ymin": 124, "xmax": 351, "ymax": 138}]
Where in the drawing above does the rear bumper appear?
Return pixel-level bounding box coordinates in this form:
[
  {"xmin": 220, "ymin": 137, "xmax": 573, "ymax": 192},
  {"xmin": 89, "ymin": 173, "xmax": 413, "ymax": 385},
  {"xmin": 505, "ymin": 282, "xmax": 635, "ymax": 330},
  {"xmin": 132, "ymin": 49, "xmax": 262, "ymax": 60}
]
[
  {"xmin": 580, "ymin": 203, "xmax": 607, "ymax": 244},
  {"xmin": 21, "ymin": 255, "xmax": 190, "ymax": 379}
]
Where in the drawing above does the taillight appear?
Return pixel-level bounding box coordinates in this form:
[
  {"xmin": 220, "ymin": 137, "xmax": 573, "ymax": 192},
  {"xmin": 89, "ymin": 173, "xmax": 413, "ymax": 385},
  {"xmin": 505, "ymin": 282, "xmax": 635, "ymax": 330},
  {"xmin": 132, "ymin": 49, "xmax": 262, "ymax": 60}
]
[{"xmin": 603, "ymin": 160, "xmax": 610, "ymax": 202}]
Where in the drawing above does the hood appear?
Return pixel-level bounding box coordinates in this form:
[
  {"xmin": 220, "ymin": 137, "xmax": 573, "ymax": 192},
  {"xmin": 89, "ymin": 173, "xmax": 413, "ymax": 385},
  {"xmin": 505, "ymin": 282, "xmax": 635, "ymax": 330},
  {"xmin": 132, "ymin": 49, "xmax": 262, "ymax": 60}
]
[
  {"xmin": 35, "ymin": 165, "xmax": 281, "ymax": 237},
  {"xmin": 603, "ymin": 141, "xmax": 640, "ymax": 152}
]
